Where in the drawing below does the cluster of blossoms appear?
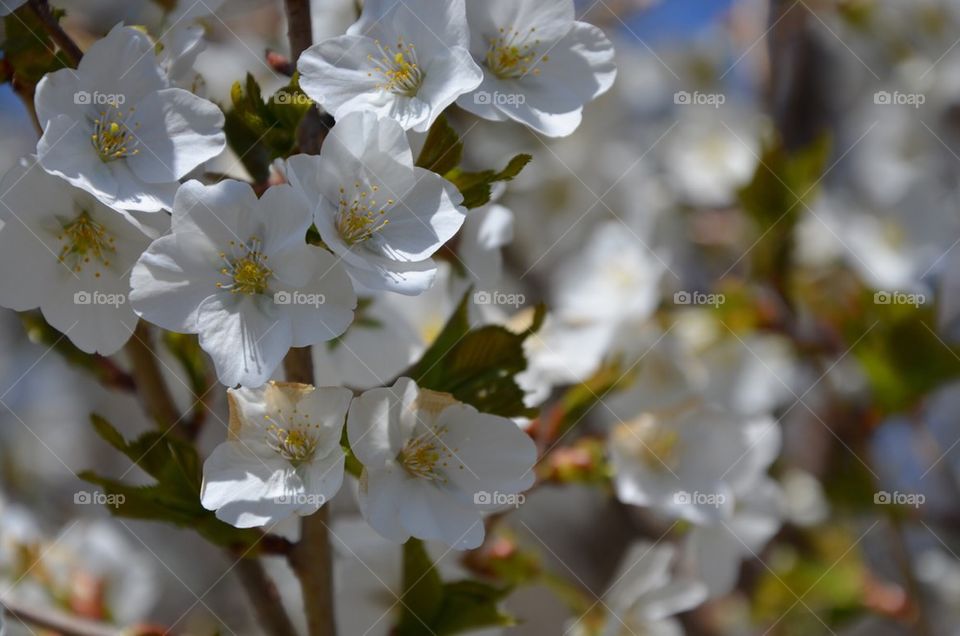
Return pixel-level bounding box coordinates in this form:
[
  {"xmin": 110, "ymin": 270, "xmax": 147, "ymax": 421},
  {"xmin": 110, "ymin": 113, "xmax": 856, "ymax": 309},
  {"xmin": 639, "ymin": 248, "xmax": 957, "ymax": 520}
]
[{"xmin": 0, "ymin": 0, "xmax": 614, "ymax": 555}]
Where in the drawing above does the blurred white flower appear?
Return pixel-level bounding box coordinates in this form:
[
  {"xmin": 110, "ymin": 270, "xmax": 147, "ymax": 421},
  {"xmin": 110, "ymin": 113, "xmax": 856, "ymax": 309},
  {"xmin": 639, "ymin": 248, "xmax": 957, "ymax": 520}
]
[
  {"xmin": 568, "ymin": 542, "xmax": 707, "ymax": 636},
  {"xmin": 608, "ymin": 404, "xmax": 780, "ymax": 525},
  {"xmin": 459, "ymin": 202, "xmax": 514, "ymax": 289},
  {"xmin": 130, "ymin": 180, "xmax": 356, "ymax": 387},
  {"xmin": 201, "ymin": 382, "xmax": 351, "ymax": 528},
  {"xmin": 347, "ymin": 377, "xmax": 536, "ymax": 549},
  {"xmin": 34, "ymin": 25, "xmax": 225, "ymax": 212},
  {"xmin": 157, "ymin": 24, "xmax": 209, "ymax": 94},
  {"xmin": 0, "ymin": 159, "xmax": 153, "ymax": 354},
  {"xmin": 298, "ymin": 0, "xmax": 482, "ymax": 132},
  {"xmin": 284, "ymin": 112, "xmax": 467, "ymax": 296},
  {"xmin": 458, "ymin": 0, "xmax": 617, "ymax": 137},
  {"xmin": 553, "ymin": 220, "xmax": 667, "ymax": 326}
]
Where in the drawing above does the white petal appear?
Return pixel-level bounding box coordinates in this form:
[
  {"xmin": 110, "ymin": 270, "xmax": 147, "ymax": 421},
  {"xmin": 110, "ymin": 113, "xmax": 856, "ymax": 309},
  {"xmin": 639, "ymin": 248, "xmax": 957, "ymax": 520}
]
[
  {"xmin": 397, "ymin": 479, "xmax": 485, "ymax": 550},
  {"xmin": 348, "ymin": 377, "xmax": 419, "ymax": 466}
]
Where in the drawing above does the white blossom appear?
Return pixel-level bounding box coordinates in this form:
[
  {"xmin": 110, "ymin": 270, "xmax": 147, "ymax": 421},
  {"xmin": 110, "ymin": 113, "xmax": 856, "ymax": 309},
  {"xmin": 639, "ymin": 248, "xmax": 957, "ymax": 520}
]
[
  {"xmin": 34, "ymin": 25, "xmax": 225, "ymax": 212},
  {"xmin": 0, "ymin": 158, "xmax": 153, "ymax": 354},
  {"xmin": 284, "ymin": 111, "xmax": 466, "ymax": 296},
  {"xmin": 347, "ymin": 377, "xmax": 536, "ymax": 549},
  {"xmin": 201, "ymin": 382, "xmax": 352, "ymax": 528},
  {"xmin": 129, "ymin": 179, "xmax": 356, "ymax": 387},
  {"xmin": 298, "ymin": 0, "xmax": 482, "ymax": 132},
  {"xmin": 457, "ymin": 0, "xmax": 617, "ymax": 137}
]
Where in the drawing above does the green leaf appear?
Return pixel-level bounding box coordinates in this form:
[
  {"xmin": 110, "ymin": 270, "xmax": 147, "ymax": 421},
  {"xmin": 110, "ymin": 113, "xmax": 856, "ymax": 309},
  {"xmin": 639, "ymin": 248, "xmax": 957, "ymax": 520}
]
[
  {"xmin": 2, "ymin": 6, "xmax": 71, "ymax": 85},
  {"xmin": 82, "ymin": 415, "xmax": 263, "ymax": 551},
  {"xmin": 223, "ymin": 73, "xmax": 313, "ymax": 182},
  {"xmin": 432, "ymin": 580, "xmax": 515, "ymax": 635},
  {"xmin": 416, "ymin": 115, "xmax": 463, "ymax": 175},
  {"xmin": 447, "ymin": 154, "xmax": 533, "ymax": 209},
  {"xmin": 405, "ymin": 291, "xmax": 545, "ymax": 417},
  {"xmin": 396, "ymin": 539, "xmax": 444, "ymax": 635}
]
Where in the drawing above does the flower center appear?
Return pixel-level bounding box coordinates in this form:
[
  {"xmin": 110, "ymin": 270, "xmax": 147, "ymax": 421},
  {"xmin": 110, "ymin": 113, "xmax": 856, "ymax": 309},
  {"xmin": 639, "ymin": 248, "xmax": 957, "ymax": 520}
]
[
  {"xmin": 398, "ymin": 426, "xmax": 458, "ymax": 481},
  {"xmin": 217, "ymin": 237, "xmax": 272, "ymax": 295},
  {"xmin": 266, "ymin": 423, "xmax": 319, "ymax": 465},
  {"xmin": 90, "ymin": 102, "xmax": 140, "ymax": 162},
  {"xmin": 485, "ymin": 27, "xmax": 546, "ymax": 79},
  {"xmin": 57, "ymin": 211, "xmax": 116, "ymax": 277},
  {"xmin": 336, "ymin": 182, "xmax": 393, "ymax": 245},
  {"xmin": 615, "ymin": 416, "xmax": 681, "ymax": 473},
  {"xmin": 368, "ymin": 39, "xmax": 424, "ymax": 96}
]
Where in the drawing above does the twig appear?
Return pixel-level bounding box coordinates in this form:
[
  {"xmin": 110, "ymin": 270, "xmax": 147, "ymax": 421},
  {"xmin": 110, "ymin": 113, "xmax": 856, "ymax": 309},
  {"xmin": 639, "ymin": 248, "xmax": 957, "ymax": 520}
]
[
  {"xmin": 283, "ymin": 0, "xmax": 313, "ymax": 61},
  {"xmin": 125, "ymin": 320, "xmax": 184, "ymax": 437},
  {"xmin": 234, "ymin": 558, "xmax": 300, "ymax": 636},
  {"xmin": 1, "ymin": 593, "xmax": 122, "ymax": 636},
  {"xmin": 283, "ymin": 346, "xmax": 338, "ymax": 636},
  {"xmin": 27, "ymin": 0, "xmax": 83, "ymax": 67}
]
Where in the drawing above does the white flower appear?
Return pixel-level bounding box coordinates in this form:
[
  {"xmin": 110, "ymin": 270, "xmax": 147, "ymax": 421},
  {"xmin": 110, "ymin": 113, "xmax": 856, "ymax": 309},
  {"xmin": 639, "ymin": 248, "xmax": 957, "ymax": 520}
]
[
  {"xmin": 568, "ymin": 542, "xmax": 706, "ymax": 636},
  {"xmin": 157, "ymin": 25, "xmax": 208, "ymax": 94},
  {"xmin": 552, "ymin": 220, "xmax": 667, "ymax": 325},
  {"xmin": 347, "ymin": 377, "xmax": 537, "ymax": 549},
  {"xmin": 608, "ymin": 404, "xmax": 780, "ymax": 525},
  {"xmin": 0, "ymin": 158, "xmax": 153, "ymax": 354},
  {"xmin": 459, "ymin": 202, "xmax": 514, "ymax": 289},
  {"xmin": 201, "ymin": 382, "xmax": 352, "ymax": 528},
  {"xmin": 34, "ymin": 25, "xmax": 225, "ymax": 212},
  {"xmin": 129, "ymin": 179, "xmax": 357, "ymax": 387},
  {"xmin": 457, "ymin": 0, "xmax": 617, "ymax": 138},
  {"xmin": 284, "ymin": 111, "xmax": 467, "ymax": 296},
  {"xmin": 297, "ymin": 0, "xmax": 482, "ymax": 132},
  {"xmin": 0, "ymin": 0, "xmax": 25, "ymax": 16}
]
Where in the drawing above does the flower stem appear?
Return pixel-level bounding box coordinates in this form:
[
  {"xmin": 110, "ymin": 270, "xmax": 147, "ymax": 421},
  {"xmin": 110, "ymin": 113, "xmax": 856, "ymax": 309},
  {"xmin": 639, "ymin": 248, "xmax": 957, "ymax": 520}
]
[
  {"xmin": 234, "ymin": 558, "xmax": 300, "ymax": 636},
  {"xmin": 283, "ymin": 346, "xmax": 338, "ymax": 636},
  {"xmin": 27, "ymin": 0, "xmax": 83, "ymax": 67}
]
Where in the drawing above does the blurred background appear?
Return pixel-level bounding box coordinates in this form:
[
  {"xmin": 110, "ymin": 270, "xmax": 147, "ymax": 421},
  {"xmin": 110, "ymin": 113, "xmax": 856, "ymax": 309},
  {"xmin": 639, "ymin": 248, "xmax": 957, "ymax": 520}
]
[{"xmin": 4, "ymin": 0, "xmax": 960, "ymax": 634}]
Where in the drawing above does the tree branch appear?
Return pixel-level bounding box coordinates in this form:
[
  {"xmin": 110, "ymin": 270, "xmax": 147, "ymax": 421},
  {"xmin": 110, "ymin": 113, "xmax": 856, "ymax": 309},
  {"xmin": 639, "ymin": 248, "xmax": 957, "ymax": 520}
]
[
  {"xmin": 283, "ymin": 0, "xmax": 313, "ymax": 61},
  {"xmin": 125, "ymin": 320, "xmax": 185, "ymax": 437},
  {"xmin": 27, "ymin": 0, "xmax": 83, "ymax": 67},
  {"xmin": 283, "ymin": 346, "xmax": 338, "ymax": 636},
  {"xmin": 234, "ymin": 558, "xmax": 300, "ymax": 636}
]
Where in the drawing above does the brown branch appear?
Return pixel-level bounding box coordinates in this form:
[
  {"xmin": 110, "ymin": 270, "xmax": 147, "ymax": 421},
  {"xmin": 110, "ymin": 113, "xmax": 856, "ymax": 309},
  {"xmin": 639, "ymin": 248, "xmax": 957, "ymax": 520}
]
[
  {"xmin": 234, "ymin": 558, "xmax": 299, "ymax": 636},
  {"xmin": 125, "ymin": 320, "xmax": 184, "ymax": 438},
  {"xmin": 27, "ymin": 0, "xmax": 82, "ymax": 67},
  {"xmin": 283, "ymin": 0, "xmax": 313, "ymax": 61}
]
